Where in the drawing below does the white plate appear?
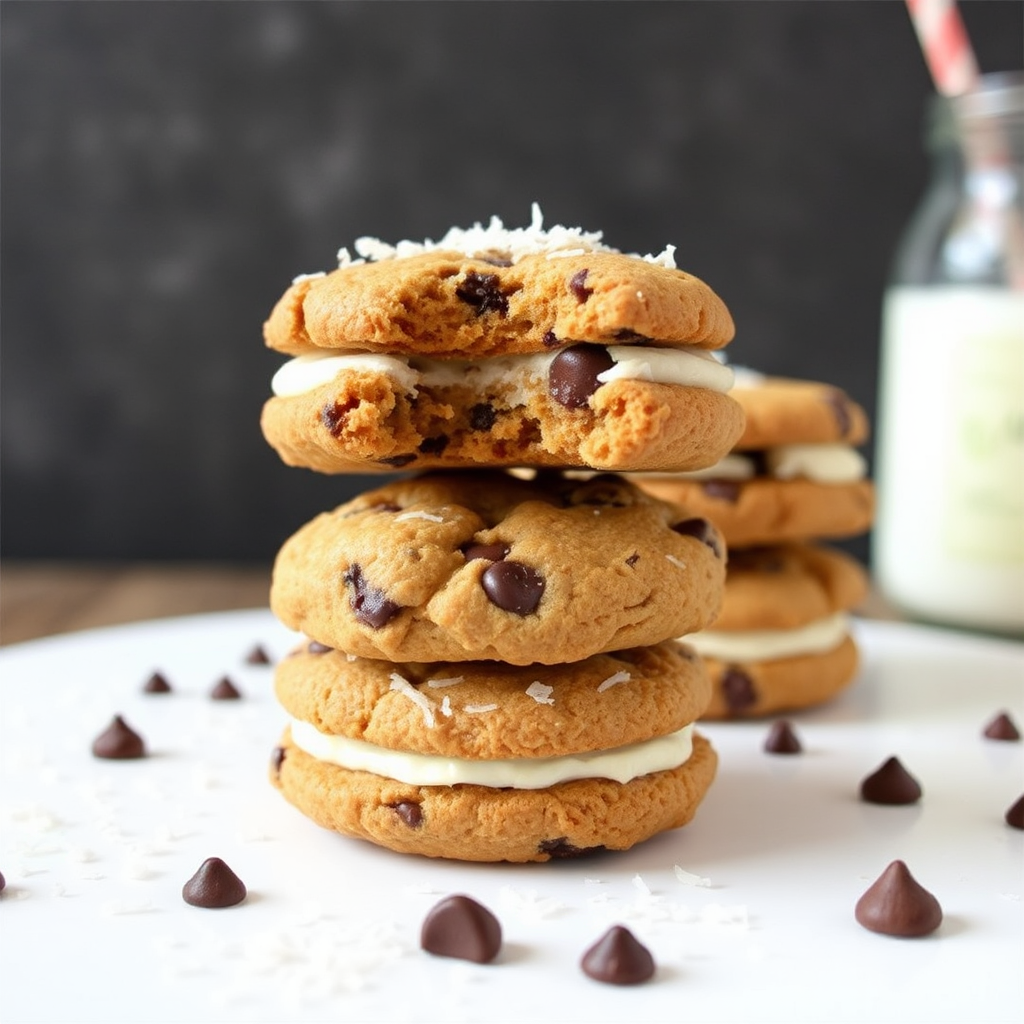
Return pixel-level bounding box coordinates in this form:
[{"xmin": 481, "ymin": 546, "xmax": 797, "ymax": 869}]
[{"xmin": 1, "ymin": 612, "xmax": 1021, "ymax": 1024}]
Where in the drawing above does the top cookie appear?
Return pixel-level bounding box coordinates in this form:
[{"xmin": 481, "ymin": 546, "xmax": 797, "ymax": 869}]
[{"xmin": 264, "ymin": 212, "xmax": 734, "ymax": 358}]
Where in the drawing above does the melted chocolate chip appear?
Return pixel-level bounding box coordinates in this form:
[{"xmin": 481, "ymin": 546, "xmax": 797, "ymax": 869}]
[
  {"xmin": 581, "ymin": 925, "xmax": 655, "ymax": 985},
  {"xmin": 418, "ymin": 435, "xmax": 450, "ymax": 455},
  {"xmin": 702, "ymin": 479, "xmax": 741, "ymax": 502},
  {"xmin": 308, "ymin": 640, "xmax": 333, "ymax": 654},
  {"xmin": 481, "ymin": 560, "xmax": 545, "ymax": 615},
  {"xmin": 614, "ymin": 329, "xmax": 652, "ymax": 343},
  {"xmin": 825, "ymin": 388, "xmax": 854, "ymax": 437},
  {"xmin": 142, "ymin": 671, "xmax": 172, "ymax": 694},
  {"xmin": 860, "ymin": 756, "xmax": 922, "ymax": 805},
  {"xmin": 569, "ymin": 268, "xmax": 593, "ymax": 302},
  {"xmin": 1005, "ymin": 794, "xmax": 1024, "ymax": 830},
  {"xmin": 270, "ymin": 746, "xmax": 286, "ymax": 776},
  {"xmin": 321, "ymin": 399, "xmax": 356, "ymax": 436},
  {"xmin": 182, "ymin": 857, "xmax": 247, "ymax": 909},
  {"xmin": 92, "ymin": 715, "xmax": 146, "ymax": 760},
  {"xmin": 244, "ymin": 644, "xmax": 272, "ymax": 665},
  {"xmin": 549, "ymin": 344, "xmax": 614, "ymax": 409},
  {"xmin": 672, "ymin": 517, "xmax": 722, "ymax": 558},
  {"xmin": 210, "ymin": 676, "xmax": 242, "ymax": 700},
  {"xmin": 455, "ymin": 271, "xmax": 509, "ymax": 316},
  {"xmin": 461, "ymin": 542, "xmax": 509, "ymax": 562},
  {"xmin": 983, "ymin": 711, "xmax": 1021, "ymax": 741},
  {"xmin": 625, "ymin": 552, "xmax": 640, "ymax": 567},
  {"xmin": 391, "ymin": 802, "xmax": 423, "ymax": 828},
  {"xmin": 855, "ymin": 860, "xmax": 942, "ymax": 937},
  {"xmin": 764, "ymin": 720, "xmax": 803, "ymax": 755},
  {"xmin": 721, "ymin": 667, "xmax": 757, "ymax": 713},
  {"xmin": 542, "ymin": 329, "xmax": 560, "ymax": 347},
  {"xmin": 469, "ymin": 403, "xmax": 497, "ymax": 431},
  {"xmin": 377, "ymin": 454, "xmax": 416, "ymax": 468},
  {"xmin": 420, "ymin": 895, "xmax": 502, "ymax": 963},
  {"xmin": 343, "ymin": 563, "xmax": 402, "ymax": 628},
  {"xmin": 538, "ymin": 837, "xmax": 604, "ymax": 859}
]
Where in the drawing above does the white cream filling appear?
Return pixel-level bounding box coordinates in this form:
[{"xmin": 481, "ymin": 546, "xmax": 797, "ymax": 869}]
[
  {"xmin": 270, "ymin": 345, "xmax": 734, "ymax": 400},
  {"xmin": 289, "ymin": 719, "xmax": 695, "ymax": 790},
  {"xmin": 643, "ymin": 444, "xmax": 867, "ymax": 485},
  {"xmin": 682, "ymin": 611, "xmax": 849, "ymax": 662}
]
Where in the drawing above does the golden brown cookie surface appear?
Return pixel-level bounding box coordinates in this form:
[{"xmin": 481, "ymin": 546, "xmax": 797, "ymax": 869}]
[{"xmin": 270, "ymin": 472, "xmax": 726, "ymax": 665}]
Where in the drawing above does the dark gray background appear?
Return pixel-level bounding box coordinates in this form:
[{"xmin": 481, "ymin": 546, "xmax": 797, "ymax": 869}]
[{"xmin": 2, "ymin": 1, "xmax": 1021, "ymax": 563}]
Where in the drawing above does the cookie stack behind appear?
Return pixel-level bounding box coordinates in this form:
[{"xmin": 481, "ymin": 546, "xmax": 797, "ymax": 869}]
[
  {"xmin": 260, "ymin": 210, "xmax": 743, "ymax": 861},
  {"xmin": 638, "ymin": 375, "xmax": 874, "ymax": 719}
]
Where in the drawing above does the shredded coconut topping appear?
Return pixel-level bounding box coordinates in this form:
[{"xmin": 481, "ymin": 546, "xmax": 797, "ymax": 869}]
[
  {"xmin": 525, "ymin": 681, "xmax": 555, "ymax": 705},
  {"xmin": 395, "ymin": 510, "xmax": 444, "ymax": 524},
  {"xmin": 674, "ymin": 864, "xmax": 713, "ymax": 888},
  {"xmin": 666, "ymin": 555, "xmax": 687, "ymax": 570},
  {"xmin": 424, "ymin": 676, "xmax": 465, "ymax": 689},
  {"xmin": 463, "ymin": 703, "xmax": 499, "ymax": 715},
  {"xmin": 388, "ymin": 673, "xmax": 436, "ymax": 728},
  {"xmin": 335, "ymin": 203, "xmax": 678, "ymax": 269},
  {"xmin": 439, "ymin": 695, "xmax": 453, "ymax": 718},
  {"xmin": 597, "ymin": 671, "xmax": 631, "ymax": 693}
]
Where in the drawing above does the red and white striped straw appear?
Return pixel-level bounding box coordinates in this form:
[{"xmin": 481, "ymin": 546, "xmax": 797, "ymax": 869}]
[{"xmin": 905, "ymin": 0, "xmax": 980, "ymax": 96}]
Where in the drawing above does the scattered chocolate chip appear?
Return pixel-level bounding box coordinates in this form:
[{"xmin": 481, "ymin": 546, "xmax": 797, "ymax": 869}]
[
  {"xmin": 142, "ymin": 671, "xmax": 172, "ymax": 694},
  {"xmin": 461, "ymin": 542, "xmax": 509, "ymax": 562},
  {"xmin": 825, "ymin": 388, "xmax": 854, "ymax": 437},
  {"xmin": 0, "ymin": 870, "xmax": 5, "ymax": 892},
  {"xmin": 983, "ymin": 711, "xmax": 1021, "ymax": 741},
  {"xmin": 581, "ymin": 925, "xmax": 655, "ymax": 985},
  {"xmin": 469, "ymin": 402, "xmax": 497, "ymax": 431},
  {"xmin": 245, "ymin": 644, "xmax": 272, "ymax": 665},
  {"xmin": 721, "ymin": 667, "xmax": 757, "ymax": 713},
  {"xmin": 613, "ymin": 329, "xmax": 652, "ymax": 343},
  {"xmin": 455, "ymin": 271, "xmax": 509, "ymax": 316},
  {"xmin": 91, "ymin": 715, "xmax": 146, "ymax": 760},
  {"xmin": 391, "ymin": 802, "xmax": 423, "ymax": 828},
  {"xmin": 569, "ymin": 268, "xmax": 593, "ymax": 302},
  {"xmin": 702, "ymin": 479, "xmax": 741, "ymax": 502},
  {"xmin": 625, "ymin": 553, "xmax": 640, "ymax": 568},
  {"xmin": 421, "ymin": 895, "xmax": 502, "ymax": 963},
  {"xmin": 855, "ymin": 860, "xmax": 942, "ymax": 937},
  {"xmin": 542, "ymin": 329, "xmax": 560, "ymax": 347},
  {"xmin": 764, "ymin": 720, "xmax": 802, "ymax": 754},
  {"xmin": 549, "ymin": 344, "xmax": 614, "ymax": 409},
  {"xmin": 672, "ymin": 517, "xmax": 722, "ymax": 558},
  {"xmin": 210, "ymin": 676, "xmax": 242, "ymax": 701},
  {"xmin": 481, "ymin": 560, "xmax": 545, "ymax": 615},
  {"xmin": 418, "ymin": 435, "xmax": 450, "ymax": 455},
  {"xmin": 1005, "ymin": 794, "xmax": 1024, "ymax": 830},
  {"xmin": 538, "ymin": 837, "xmax": 604, "ymax": 859},
  {"xmin": 568, "ymin": 476, "xmax": 631, "ymax": 507},
  {"xmin": 860, "ymin": 756, "xmax": 922, "ymax": 805},
  {"xmin": 377, "ymin": 454, "xmax": 416, "ymax": 468},
  {"xmin": 270, "ymin": 746, "xmax": 286, "ymax": 776},
  {"xmin": 182, "ymin": 857, "xmax": 247, "ymax": 909},
  {"xmin": 308, "ymin": 640, "xmax": 333, "ymax": 654},
  {"xmin": 343, "ymin": 563, "xmax": 402, "ymax": 629},
  {"xmin": 321, "ymin": 398, "xmax": 357, "ymax": 436}
]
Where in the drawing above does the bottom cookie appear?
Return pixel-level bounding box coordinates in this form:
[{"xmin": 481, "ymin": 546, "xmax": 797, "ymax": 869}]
[
  {"xmin": 700, "ymin": 634, "xmax": 860, "ymax": 719},
  {"xmin": 270, "ymin": 730, "xmax": 717, "ymax": 863}
]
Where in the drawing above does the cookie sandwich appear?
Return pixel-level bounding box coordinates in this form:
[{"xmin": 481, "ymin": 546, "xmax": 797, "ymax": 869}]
[{"xmin": 262, "ymin": 205, "xmax": 744, "ymax": 474}]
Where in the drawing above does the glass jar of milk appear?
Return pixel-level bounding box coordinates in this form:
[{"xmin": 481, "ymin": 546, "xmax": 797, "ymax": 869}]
[{"xmin": 874, "ymin": 72, "xmax": 1024, "ymax": 634}]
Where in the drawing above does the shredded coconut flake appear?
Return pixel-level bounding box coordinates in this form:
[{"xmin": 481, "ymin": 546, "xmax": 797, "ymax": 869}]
[
  {"xmin": 395, "ymin": 510, "xmax": 444, "ymax": 524},
  {"xmin": 439, "ymin": 695, "xmax": 453, "ymax": 718},
  {"xmin": 597, "ymin": 671, "xmax": 631, "ymax": 693},
  {"xmin": 674, "ymin": 864, "xmax": 712, "ymax": 888},
  {"xmin": 424, "ymin": 676, "xmax": 465, "ymax": 689},
  {"xmin": 388, "ymin": 673, "xmax": 436, "ymax": 728},
  {"xmin": 525, "ymin": 681, "xmax": 555, "ymax": 705},
  {"xmin": 632, "ymin": 873, "xmax": 652, "ymax": 896},
  {"xmin": 463, "ymin": 703, "xmax": 499, "ymax": 715},
  {"xmin": 666, "ymin": 555, "xmax": 687, "ymax": 570}
]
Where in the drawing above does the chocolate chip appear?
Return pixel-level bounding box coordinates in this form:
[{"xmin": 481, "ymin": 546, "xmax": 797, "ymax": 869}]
[
  {"xmin": 673, "ymin": 517, "xmax": 722, "ymax": 558},
  {"xmin": 625, "ymin": 553, "xmax": 640, "ymax": 567},
  {"xmin": 569, "ymin": 268, "xmax": 593, "ymax": 302},
  {"xmin": 391, "ymin": 802, "xmax": 423, "ymax": 828},
  {"xmin": 702, "ymin": 479, "xmax": 741, "ymax": 502},
  {"xmin": 343, "ymin": 563, "xmax": 402, "ymax": 629},
  {"xmin": 538, "ymin": 837, "xmax": 604, "ymax": 859},
  {"xmin": 860, "ymin": 756, "xmax": 922, "ymax": 805},
  {"xmin": 478, "ymin": 255, "xmax": 512, "ymax": 268},
  {"xmin": 1005, "ymin": 794, "xmax": 1024, "ymax": 829},
  {"xmin": 825, "ymin": 388, "xmax": 854, "ymax": 437},
  {"xmin": 455, "ymin": 271, "xmax": 509, "ymax": 316},
  {"xmin": 983, "ymin": 711, "xmax": 1021, "ymax": 741},
  {"xmin": 321, "ymin": 398, "xmax": 356, "ymax": 436},
  {"xmin": 721, "ymin": 667, "xmax": 757, "ymax": 713},
  {"xmin": 270, "ymin": 746, "xmax": 286, "ymax": 776},
  {"xmin": 421, "ymin": 894, "xmax": 502, "ymax": 963},
  {"xmin": 142, "ymin": 671, "xmax": 172, "ymax": 694},
  {"xmin": 92, "ymin": 715, "xmax": 146, "ymax": 760},
  {"xmin": 377, "ymin": 454, "xmax": 416, "ymax": 468},
  {"xmin": 418, "ymin": 435, "xmax": 450, "ymax": 455},
  {"xmin": 469, "ymin": 403, "xmax": 497, "ymax": 431},
  {"xmin": 855, "ymin": 860, "xmax": 942, "ymax": 937},
  {"xmin": 210, "ymin": 676, "xmax": 242, "ymax": 700},
  {"xmin": 542, "ymin": 329, "xmax": 560, "ymax": 347},
  {"xmin": 581, "ymin": 926, "xmax": 655, "ymax": 985},
  {"xmin": 614, "ymin": 329, "xmax": 652, "ymax": 343},
  {"xmin": 764, "ymin": 720, "xmax": 802, "ymax": 754},
  {"xmin": 245, "ymin": 644, "xmax": 272, "ymax": 665},
  {"xmin": 0, "ymin": 871, "xmax": 5, "ymax": 892},
  {"xmin": 568, "ymin": 476, "xmax": 632, "ymax": 507},
  {"xmin": 481, "ymin": 560, "xmax": 545, "ymax": 615},
  {"xmin": 461, "ymin": 542, "xmax": 509, "ymax": 562},
  {"xmin": 549, "ymin": 344, "xmax": 614, "ymax": 409},
  {"xmin": 308, "ymin": 640, "xmax": 333, "ymax": 654},
  {"xmin": 182, "ymin": 857, "xmax": 247, "ymax": 909}
]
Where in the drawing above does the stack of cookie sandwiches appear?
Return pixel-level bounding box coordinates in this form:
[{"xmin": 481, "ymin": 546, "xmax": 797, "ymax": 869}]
[
  {"xmin": 260, "ymin": 208, "xmax": 746, "ymax": 861},
  {"xmin": 639, "ymin": 374, "xmax": 874, "ymax": 719}
]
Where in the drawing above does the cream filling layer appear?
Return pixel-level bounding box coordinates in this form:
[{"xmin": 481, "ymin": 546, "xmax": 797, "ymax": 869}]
[
  {"xmin": 288, "ymin": 719, "xmax": 695, "ymax": 790},
  {"xmin": 645, "ymin": 444, "xmax": 867, "ymax": 485},
  {"xmin": 270, "ymin": 346, "xmax": 734, "ymax": 400},
  {"xmin": 682, "ymin": 611, "xmax": 849, "ymax": 662}
]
